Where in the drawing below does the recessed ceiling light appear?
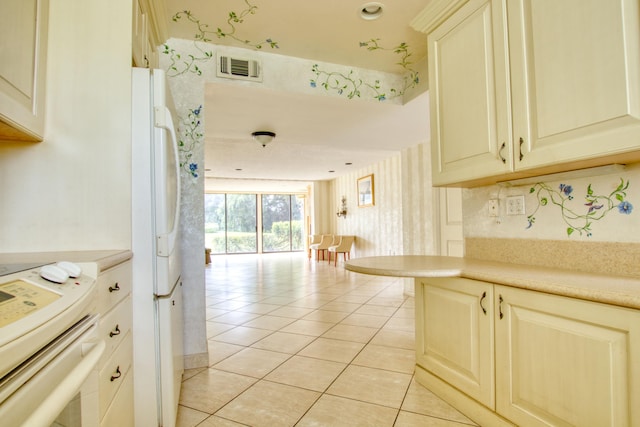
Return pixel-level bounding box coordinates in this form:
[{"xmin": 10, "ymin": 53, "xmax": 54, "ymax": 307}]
[
  {"xmin": 329, "ymin": 170, "xmax": 335, "ymax": 173},
  {"xmin": 345, "ymin": 162, "xmax": 353, "ymax": 165},
  {"xmin": 235, "ymin": 168, "xmax": 243, "ymax": 171},
  {"xmin": 360, "ymin": 2, "xmax": 384, "ymax": 20}
]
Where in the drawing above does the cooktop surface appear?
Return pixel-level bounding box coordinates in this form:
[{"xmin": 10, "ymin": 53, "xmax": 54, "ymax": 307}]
[{"xmin": 0, "ymin": 263, "xmax": 48, "ymax": 277}]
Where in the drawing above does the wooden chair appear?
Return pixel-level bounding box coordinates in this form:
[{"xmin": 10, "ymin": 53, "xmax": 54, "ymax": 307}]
[
  {"xmin": 327, "ymin": 235, "xmax": 355, "ymax": 266},
  {"xmin": 309, "ymin": 234, "xmax": 333, "ymax": 261}
]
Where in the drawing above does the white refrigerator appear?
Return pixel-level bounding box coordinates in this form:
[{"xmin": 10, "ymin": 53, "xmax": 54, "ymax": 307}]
[{"xmin": 131, "ymin": 67, "xmax": 184, "ymax": 427}]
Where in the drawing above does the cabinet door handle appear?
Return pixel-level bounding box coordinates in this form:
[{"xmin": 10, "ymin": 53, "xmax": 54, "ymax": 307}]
[
  {"xmin": 109, "ymin": 324, "xmax": 121, "ymax": 338},
  {"xmin": 479, "ymin": 291, "xmax": 487, "ymax": 315},
  {"xmin": 110, "ymin": 366, "xmax": 122, "ymax": 382},
  {"xmin": 499, "ymin": 142, "xmax": 506, "ymax": 164},
  {"xmin": 108, "ymin": 282, "xmax": 120, "ymax": 292},
  {"xmin": 498, "ymin": 295, "xmax": 504, "ymax": 319},
  {"xmin": 519, "ymin": 137, "xmax": 524, "ymax": 161}
]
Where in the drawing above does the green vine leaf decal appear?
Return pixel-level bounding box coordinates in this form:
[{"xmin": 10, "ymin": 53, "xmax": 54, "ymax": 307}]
[
  {"xmin": 178, "ymin": 105, "xmax": 203, "ymax": 178},
  {"xmin": 526, "ymin": 179, "xmax": 633, "ymax": 237},
  {"xmin": 163, "ymin": 1, "xmax": 279, "ymax": 77},
  {"xmin": 163, "ymin": 43, "xmax": 213, "ymax": 77},
  {"xmin": 172, "ymin": 6, "xmax": 279, "ymax": 50},
  {"xmin": 310, "ymin": 38, "xmax": 419, "ymax": 101}
]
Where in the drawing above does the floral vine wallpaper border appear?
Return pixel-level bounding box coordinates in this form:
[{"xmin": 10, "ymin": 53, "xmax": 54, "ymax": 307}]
[
  {"xmin": 163, "ymin": 2, "xmax": 279, "ymax": 77},
  {"xmin": 310, "ymin": 39, "xmax": 420, "ymax": 101},
  {"xmin": 161, "ymin": 0, "xmax": 421, "ymax": 180},
  {"xmin": 163, "ymin": 0, "xmax": 279, "ymax": 179},
  {"xmin": 526, "ymin": 178, "xmax": 633, "ymax": 237},
  {"xmin": 178, "ymin": 105, "xmax": 203, "ymax": 178}
]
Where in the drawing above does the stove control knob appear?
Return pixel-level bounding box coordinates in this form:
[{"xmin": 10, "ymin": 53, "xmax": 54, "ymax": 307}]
[
  {"xmin": 56, "ymin": 261, "xmax": 82, "ymax": 278},
  {"xmin": 40, "ymin": 265, "xmax": 70, "ymax": 284}
]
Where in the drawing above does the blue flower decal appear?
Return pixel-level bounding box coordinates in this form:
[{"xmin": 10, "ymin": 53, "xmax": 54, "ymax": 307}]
[
  {"xmin": 618, "ymin": 201, "xmax": 633, "ymax": 214},
  {"xmin": 559, "ymin": 184, "xmax": 573, "ymax": 199}
]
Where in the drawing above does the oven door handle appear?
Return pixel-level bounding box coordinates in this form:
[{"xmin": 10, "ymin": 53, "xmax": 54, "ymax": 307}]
[{"xmin": 23, "ymin": 338, "xmax": 105, "ymax": 426}]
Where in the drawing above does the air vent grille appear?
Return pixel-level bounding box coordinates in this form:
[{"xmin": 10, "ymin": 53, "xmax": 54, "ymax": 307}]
[{"xmin": 217, "ymin": 55, "xmax": 262, "ymax": 81}]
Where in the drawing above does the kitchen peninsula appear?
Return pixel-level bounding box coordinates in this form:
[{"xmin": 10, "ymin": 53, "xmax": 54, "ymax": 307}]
[{"xmin": 346, "ymin": 255, "xmax": 640, "ymax": 427}]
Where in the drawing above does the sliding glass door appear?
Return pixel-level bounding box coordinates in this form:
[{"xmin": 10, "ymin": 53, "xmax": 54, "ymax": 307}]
[
  {"xmin": 262, "ymin": 194, "xmax": 304, "ymax": 252},
  {"xmin": 205, "ymin": 193, "xmax": 304, "ymax": 254},
  {"xmin": 205, "ymin": 193, "xmax": 257, "ymax": 254}
]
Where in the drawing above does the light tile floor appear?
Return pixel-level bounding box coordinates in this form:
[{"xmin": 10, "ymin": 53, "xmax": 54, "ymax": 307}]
[{"xmin": 177, "ymin": 253, "xmax": 477, "ymax": 427}]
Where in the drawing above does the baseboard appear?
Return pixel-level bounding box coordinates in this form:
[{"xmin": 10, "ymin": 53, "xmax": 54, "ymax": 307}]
[
  {"xmin": 183, "ymin": 351, "xmax": 209, "ymax": 370},
  {"xmin": 414, "ymin": 365, "xmax": 515, "ymax": 427}
]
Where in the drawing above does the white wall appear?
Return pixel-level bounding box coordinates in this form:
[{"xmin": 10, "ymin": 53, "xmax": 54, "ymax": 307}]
[
  {"xmin": 0, "ymin": 0, "xmax": 132, "ymax": 252},
  {"xmin": 331, "ymin": 155, "xmax": 404, "ymax": 257},
  {"xmin": 325, "ymin": 142, "xmax": 435, "ymax": 258}
]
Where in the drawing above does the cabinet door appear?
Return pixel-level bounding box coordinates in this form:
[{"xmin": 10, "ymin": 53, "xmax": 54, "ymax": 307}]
[
  {"xmin": 416, "ymin": 278, "xmax": 495, "ymax": 407},
  {"xmin": 429, "ymin": 0, "xmax": 512, "ymax": 186},
  {"xmin": 509, "ymin": 0, "xmax": 640, "ymax": 171},
  {"xmin": 0, "ymin": 0, "xmax": 48, "ymax": 141},
  {"xmin": 495, "ymin": 285, "xmax": 640, "ymax": 426}
]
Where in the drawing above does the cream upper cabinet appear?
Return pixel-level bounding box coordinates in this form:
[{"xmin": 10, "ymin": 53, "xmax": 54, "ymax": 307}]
[
  {"xmin": 495, "ymin": 285, "xmax": 640, "ymax": 427},
  {"xmin": 132, "ymin": 0, "xmax": 165, "ymax": 69},
  {"xmin": 509, "ymin": 0, "xmax": 640, "ymax": 173},
  {"xmin": 0, "ymin": 0, "xmax": 48, "ymax": 142},
  {"xmin": 416, "ymin": 0, "xmax": 640, "ymax": 186},
  {"xmin": 416, "ymin": 278, "xmax": 495, "ymax": 407},
  {"xmin": 427, "ymin": 0, "xmax": 512, "ymax": 186}
]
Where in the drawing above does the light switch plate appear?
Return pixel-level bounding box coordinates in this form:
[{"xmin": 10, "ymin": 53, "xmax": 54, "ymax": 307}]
[{"xmin": 506, "ymin": 195, "xmax": 525, "ymax": 215}]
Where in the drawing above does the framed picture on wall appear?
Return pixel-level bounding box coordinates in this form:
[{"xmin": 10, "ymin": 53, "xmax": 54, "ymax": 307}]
[{"xmin": 357, "ymin": 174, "xmax": 375, "ymax": 207}]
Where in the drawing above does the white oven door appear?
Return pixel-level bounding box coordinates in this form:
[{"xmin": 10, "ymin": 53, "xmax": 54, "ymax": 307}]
[{"xmin": 0, "ymin": 315, "xmax": 105, "ymax": 427}]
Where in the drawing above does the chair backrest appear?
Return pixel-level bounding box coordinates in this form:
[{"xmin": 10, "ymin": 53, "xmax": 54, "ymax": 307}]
[
  {"xmin": 309, "ymin": 234, "xmax": 322, "ymax": 245},
  {"xmin": 335, "ymin": 235, "xmax": 354, "ymax": 251},
  {"xmin": 331, "ymin": 235, "xmax": 342, "ymax": 246},
  {"xmin": 316, "ymin": 234, "xmax": 334, "ymax": 249}
]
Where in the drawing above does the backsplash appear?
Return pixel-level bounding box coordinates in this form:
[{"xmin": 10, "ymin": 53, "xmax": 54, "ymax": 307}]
[
  {"xmin": 465, "ymin": 237, "xmax": 640, "ymax": 278},
  {"xmin": 463, "ymin": 164, "xmax": 640, "ymax": 243}
]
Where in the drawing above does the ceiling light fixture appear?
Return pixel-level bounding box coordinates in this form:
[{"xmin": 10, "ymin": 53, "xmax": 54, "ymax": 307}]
[
  {"xmin": 251, "ymin": 131, "xmax": 276, "ymax": 147},
  {"xmin": 360, "ymin": 2, "xmax": 384, "ymax": 20}
]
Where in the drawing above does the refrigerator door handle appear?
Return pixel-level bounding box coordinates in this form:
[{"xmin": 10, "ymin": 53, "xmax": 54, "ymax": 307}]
[{"xmin": 155, "ymin": 106, "xmax": 181, "ymax": 257}]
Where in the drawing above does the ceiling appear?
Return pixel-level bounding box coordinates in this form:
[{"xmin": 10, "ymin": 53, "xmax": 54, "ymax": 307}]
[{"xmin": 163, "ymin": 0, "xmax": 433, "ymax": 193}]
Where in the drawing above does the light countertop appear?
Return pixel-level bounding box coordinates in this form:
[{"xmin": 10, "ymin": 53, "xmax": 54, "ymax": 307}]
[
  {"xmin": 0, "ymin": 250, "xmax": 132, "ymax": 273},
  {"xmin": 346, "ymin": 256, "xmax": 640, "ymax": 310}
]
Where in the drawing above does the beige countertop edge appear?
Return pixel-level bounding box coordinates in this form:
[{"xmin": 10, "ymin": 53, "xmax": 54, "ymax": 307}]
[
  {"xmin": 0, "ymin": 250, "xmax": 132, "ymax": 272},
  {"xmin": 345, "ymin": 256, "xmax": 640, "ymax": 311}
]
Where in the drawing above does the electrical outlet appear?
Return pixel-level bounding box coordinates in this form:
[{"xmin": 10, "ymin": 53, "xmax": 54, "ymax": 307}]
[
  {"xmin": 488, "ymin": 199, "xmax": 499, "ymax": 217},
  {"xmin": 506, "ymin": 195, "xmax": 525, "ymax": 215}
]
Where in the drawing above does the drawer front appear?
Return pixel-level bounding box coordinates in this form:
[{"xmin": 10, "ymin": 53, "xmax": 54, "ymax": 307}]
[
  {"xmin": 97, "ymin": 262, "xmax": 132, "ymax": 314},
  {"xmin": 98, "ymin": 295, "xmax": 132, "ymax": 367},
  {"xmin": 99, "ymin": 331, "xmax": 132, "ymax": 419},
  {"xmin": 100, "ymin": 368, "xmax": 133, "ymax": 427}
]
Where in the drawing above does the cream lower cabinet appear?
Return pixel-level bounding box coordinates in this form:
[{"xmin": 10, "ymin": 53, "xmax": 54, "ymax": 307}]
[
  {"xmin": 416, "ymin": 278, "xmax": 640, "ymax": 426},
  {"xmin": 415, "ymin": 278, "xmax": 495, "ymax": 407},
  {"xmin": 418, "ymin": 0, "xmax": 640, "ymax": 186},
  {"xmin": 97, "ymin": 261, "xmax": 134, "ymax": 427},
  {"xmin": 495, "ymin": 285, "xmax": 640, "ymax": 427}
]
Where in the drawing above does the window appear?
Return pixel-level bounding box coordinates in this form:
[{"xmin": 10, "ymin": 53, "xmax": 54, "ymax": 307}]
[{"xmin": 205, "ymin": 193, "xmax": 304, "ymax": 254}]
